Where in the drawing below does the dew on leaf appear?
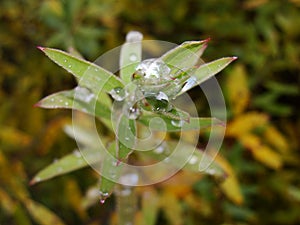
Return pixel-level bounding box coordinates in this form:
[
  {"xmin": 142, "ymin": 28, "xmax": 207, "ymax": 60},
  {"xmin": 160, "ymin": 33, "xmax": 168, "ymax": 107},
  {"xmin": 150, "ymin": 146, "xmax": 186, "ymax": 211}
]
[
  {"xmin": 74, "ymin": 86, "xmax": 95, "ymax": 103},
  {"xmin": 188, "ymin": 155, "xmax": 198, "ymax": 165},
  {"xmin": 129, "ymin": 53, "xmax": 137, "ymax": 62},
  {"xmin": 134, "ymin": 58, "xmax": 171, "ymax": 84},
  {"xmin": 171, "ymin": 119, "xmax": 184, "ymax": 127},
  {"xmin": 109, "ymin": 87, "xmax": 128, "ymax": 101},
  {"xmin": 181, "ymin": 76, "xmax": 197, "ymax": 93},
  {"xmin": 73, "ymin": 150, "xmax": 81, "ymax": 158}
]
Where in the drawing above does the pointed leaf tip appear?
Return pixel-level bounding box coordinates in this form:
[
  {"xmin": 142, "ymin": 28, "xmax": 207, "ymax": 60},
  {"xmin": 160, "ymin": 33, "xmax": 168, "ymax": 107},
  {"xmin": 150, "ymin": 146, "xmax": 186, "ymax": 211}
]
[
  {"xmin": 37, "ymin": 46, "xmax": 45, "ymax": 51},
  {"xmin": 232, "ymin": 56, "xmax": 238, "ymax": 61}
]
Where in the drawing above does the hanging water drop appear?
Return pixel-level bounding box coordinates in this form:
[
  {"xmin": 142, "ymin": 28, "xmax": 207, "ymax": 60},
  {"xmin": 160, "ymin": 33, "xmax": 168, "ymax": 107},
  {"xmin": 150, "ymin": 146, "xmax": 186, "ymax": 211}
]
[
  {"xmin": 109, "ymin": 87, "xmax": 128, "ymax": 101},
  {"xmin": 99, "ymin": 191, "xmax": 110, "ymax": 204}
]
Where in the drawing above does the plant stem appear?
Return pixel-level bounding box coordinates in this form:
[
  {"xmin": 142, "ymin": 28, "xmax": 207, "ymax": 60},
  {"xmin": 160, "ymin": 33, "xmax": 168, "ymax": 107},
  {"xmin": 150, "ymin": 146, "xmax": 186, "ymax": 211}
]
[{"xmin": 115, "ymin": 184, "xmax": 137, "ymax": 225}]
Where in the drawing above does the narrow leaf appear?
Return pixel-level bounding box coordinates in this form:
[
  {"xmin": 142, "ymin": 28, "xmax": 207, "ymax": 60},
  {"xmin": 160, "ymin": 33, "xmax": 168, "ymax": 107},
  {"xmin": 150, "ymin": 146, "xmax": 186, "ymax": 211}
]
[
  {"xmin": 36, "ymin": 87, "xmax": 113, "ymax": 130},
  {"xmin": 30, "ymin": 148, "xmax": 103, "ymax": 184},
  {"xmin": 161, "ymin": 39, "xmax": 209, "ymax": 72},
  {"xmin": 25, "ymin": 199, "xmax": 66, "ymax": 225},
  {"xmin": 120, "ymin": 31, "xmax": 143, "ymax": 84},
  {"xmin": 38, "ymin": 47, "xmax": 124, "ymax": 93},
  {"xmin": 139, "ymin": 115, "xmax": 224, "ymax": 132},
  {"xmin": 99, "ymin": 142, "xmax": 122, "ymax": 203},
  {"xmin": 178, "ymin": 57, "xmax": 237, "ymax": 95}
]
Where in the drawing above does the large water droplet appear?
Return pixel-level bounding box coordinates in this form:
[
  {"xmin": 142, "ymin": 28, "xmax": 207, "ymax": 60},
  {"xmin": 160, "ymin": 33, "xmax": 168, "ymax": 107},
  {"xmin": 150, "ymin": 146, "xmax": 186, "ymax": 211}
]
[
  {"xmin": 109, "ymin": 87, "xmax": 128, "ymax": 101},
  {"xmin": 74, "ymin": 86, "xmax": 95, "ymax": 103},
  {"xmin": 171, "ymin": 119, "xmax": 184, "ymax": 127},
  {"xmin": 134, "ymin": 58, "xmax": 171, "ymax": 84}
]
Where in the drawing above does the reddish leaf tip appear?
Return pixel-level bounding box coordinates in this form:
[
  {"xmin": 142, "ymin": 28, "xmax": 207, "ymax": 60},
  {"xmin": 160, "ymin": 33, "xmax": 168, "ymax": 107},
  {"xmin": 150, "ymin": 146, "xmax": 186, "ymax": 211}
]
[
  {"xmin": 204, "ymin": 37, "xmax": 211, "ymax": 43},
  {"xmin": 232, "ymin": 56, "xmax": 238, "ymax": 61},
  {"xmin": 29, "ymin": 179, "xmax": 36, "ymax": 186},
  {"xmin": 37, "ymin": 46, "xmax": 45, "ymax": 51},
  {"xmin": 33, "ymin": 101, "xmax": 41, "ymax": 108}
]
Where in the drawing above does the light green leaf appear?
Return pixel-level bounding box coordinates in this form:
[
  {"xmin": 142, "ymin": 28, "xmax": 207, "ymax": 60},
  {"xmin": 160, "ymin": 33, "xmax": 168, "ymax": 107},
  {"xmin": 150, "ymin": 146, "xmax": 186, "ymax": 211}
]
[
  {"xmin": 177, "ymin": 57, "xmax": 237, "ymax": 95},
  {"xmin": 25, "ymin": 199, "xmax": 66, "ymax": 225},
  {"xmin": 117, "ymin": 116, "xmax": 136, "ymax": 161},
  {"xmin": 99, "ymin": 142, "xmax": 122, "ymax": 202},
  {"xmin": 30, "ymin": 148, "xmax": 102, "ymax": 184},
  {"xmin": 36, "ymin": 87, "xmax": 112, "ymax": 130},
  {"xmin": 120, "ymin": 31, "xmax": 143, "ymax": 84},
  {"xmin": 142, "ymin": 141, "xmax": 225, "ymax": 177},
  {"xmin": 161, "ymin": 39, "xmax": 209, "ymax": 73},
  {"xmin": 139, "ymin": 115, "xmax": 224, "ymax": 132},
  {"xmin": 38, "ymin": 47, "xmax": 124, "ymax": 93}
]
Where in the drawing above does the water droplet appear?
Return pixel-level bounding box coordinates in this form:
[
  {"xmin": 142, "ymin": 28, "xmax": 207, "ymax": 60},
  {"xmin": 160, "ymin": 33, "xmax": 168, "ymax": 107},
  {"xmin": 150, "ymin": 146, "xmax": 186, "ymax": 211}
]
[
  {"xmin": 50, "ymin": 98, "xmax": 54, "ymax": 102},
  {"xmin": 127, "ymin": 105, "xmax": 140, "ymax": 119},
  {"xmin": 64, "ymin": 102, "xmax": 69, "ymax": 106},
  {"xmin": 125, "ymin": 137, "xmax": 129, "ymax": 141},
  {"xmin": 119, "ymin": 173, "xmax": 139, "ymax": 185},
  {"xmin": 171, "ymin": 119, "xmax": 184, "ymax": 127},
  {"xmin": 206, "ymin": 168, "xmax": 216, "ymax": 175},
  {"xmin": 129, "ymin": 53, "xmax": 137, "ymax": 62},
  {"xmin": 68, "ymin": 65, "xmax": 72, "ymax": 68},
  {"xmin": 59, "ymin": 99, "xmax": 63, "ymax": 103},
  {"xmin": 94, "ymin": 68, "xmax": 99, "ymax": 72},
  {"xmin": 181, "ymin": 76, "xmax": 197, "ymax": 93},
  {"xmin": 189, "ymin": 155, "xmax": 198, "ymax": 165},
  {"xmin": 156, "ymin": 91, "xmax": 168, "ymax": 102},
  {"xmin": 63, "ymin": 59, "xmax": 67, "ymax": 63},
  {"xmin": 99, "ymin": 191, "xmax": 110, "ymax": 204},
  {"xmin": 73, "ymin": 150, "xmax": 81, "ymax": 158},
  {"xmin": 134, "ymin": 58, "xmax": 171, "ymax": 84},
  {"xmin": 109, "ymin": 87, "xmax": 128, "ymax": 101},
  {"xmin": 154, "ymin": 145, "xmax": 164, "ymax": 154},
  {"xmin": 74, "ymin": 86, "xmax": 95, "ymax": 103},
  {"xmin": 126, "ymin": 31, "xmax": 143, "ymax": 42}
]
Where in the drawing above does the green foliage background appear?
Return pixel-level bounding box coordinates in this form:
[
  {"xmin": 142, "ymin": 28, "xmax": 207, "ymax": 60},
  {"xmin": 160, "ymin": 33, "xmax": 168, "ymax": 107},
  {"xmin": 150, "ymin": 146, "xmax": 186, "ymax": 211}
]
[{"xmin": 0, "ymin": 0, "xmax": 299, "ymax": 224}]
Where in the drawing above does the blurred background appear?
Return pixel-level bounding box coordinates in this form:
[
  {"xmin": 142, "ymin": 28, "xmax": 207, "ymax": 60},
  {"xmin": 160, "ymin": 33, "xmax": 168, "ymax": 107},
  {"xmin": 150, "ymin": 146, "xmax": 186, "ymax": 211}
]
[{"xmin": 0, "ymin": 0, "xmax": 299, "ymax": 224}]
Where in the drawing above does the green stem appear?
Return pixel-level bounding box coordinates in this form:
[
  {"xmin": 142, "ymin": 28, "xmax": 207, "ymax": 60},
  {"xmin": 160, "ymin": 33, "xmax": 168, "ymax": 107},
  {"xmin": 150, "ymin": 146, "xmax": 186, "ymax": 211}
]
[{"xmin": 115, "ymin": 184, "xmax": 137, "ymax": 225}]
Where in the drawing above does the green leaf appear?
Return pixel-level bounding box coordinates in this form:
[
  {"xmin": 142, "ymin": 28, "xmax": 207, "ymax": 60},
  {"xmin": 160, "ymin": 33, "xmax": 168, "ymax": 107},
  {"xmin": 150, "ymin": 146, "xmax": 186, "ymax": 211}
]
[
  {"xmin": 120, "ymin": 31, "xmax": 143, "ymax": 84},
  {"xmin": 38, "ymin": 47, "xmax": 124, "ymax": 93},
  {"xmin": 139, "ymin": 115, "xmax": 224, "ymax": 132},
  {"xmin": 178, "ymin": 57, "xmax": 237, "ymax": 95},
  {"xmin": 117, "ymin": 116, "xmax": 136, "ymax": 161},
  {"xmin": 36, "ymin": 87, "xmax": 112, "ymax": 130},
  {"xmin": 142, "ymin": 141, "xmax": 225, "ymax": 177},
  {"xmin": 161, "ymin": 39, "xmax": 209, "ymax": 73},
  {"xmin": 30, "ymin": 148, "xmax": 103, "ymax": 184},
  {"xmin": 25, "ymin": 199, "xmax": 66, "ymax": 225},
  {"xmin": 99, "ymin": 142, "xmax": 122, "ymax": 203}
]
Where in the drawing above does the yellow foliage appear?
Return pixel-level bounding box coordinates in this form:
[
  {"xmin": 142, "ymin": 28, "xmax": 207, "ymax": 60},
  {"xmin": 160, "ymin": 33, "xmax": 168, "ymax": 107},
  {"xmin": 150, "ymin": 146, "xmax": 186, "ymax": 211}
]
[
  {"xmin": 215, "ymin": 155, "xmax": 244, "ymax": 205},
  {"xmin": 226, "ymin": 112, "xmax": 268, "ymax": 137},
  {"xmin": 240, "ymin": 134, "xmax": 282, "ymax": 169},
  {"xmin": 264, "ymin": 125, "xmax": 289, "ymax": 153},
  {"xmin": 160, "ymin": 191, "xmax": 183, "ymax": 225},
  {"xmin": 226, "ymin": 64, "xmax": 250, "ymax": 115}
]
